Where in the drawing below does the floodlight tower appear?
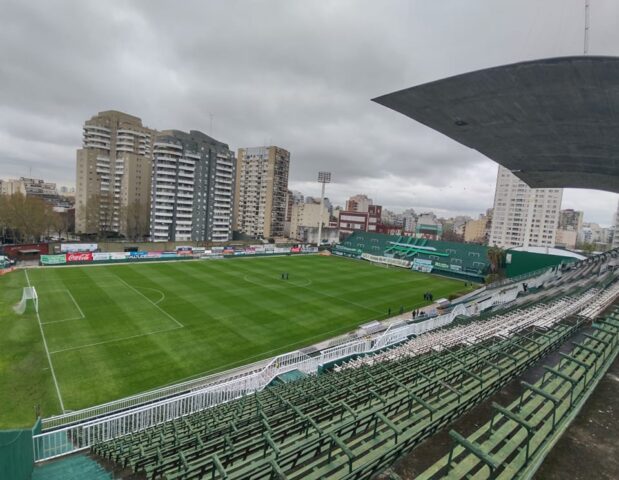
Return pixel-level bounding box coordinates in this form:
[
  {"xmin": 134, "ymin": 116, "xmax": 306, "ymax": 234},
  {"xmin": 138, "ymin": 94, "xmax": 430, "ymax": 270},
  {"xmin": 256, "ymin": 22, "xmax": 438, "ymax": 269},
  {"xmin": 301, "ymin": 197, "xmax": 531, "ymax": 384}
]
[{"xmin": 317, "ymin": 171, "xmax": 332, "ymax": 246}]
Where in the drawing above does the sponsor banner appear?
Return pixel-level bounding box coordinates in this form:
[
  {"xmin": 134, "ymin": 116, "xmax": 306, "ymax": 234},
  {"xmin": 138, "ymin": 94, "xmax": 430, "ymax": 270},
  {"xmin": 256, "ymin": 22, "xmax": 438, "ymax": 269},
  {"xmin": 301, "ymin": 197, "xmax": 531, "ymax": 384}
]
[
  {"xmin": 203, "ymin": 254, "xmax": 224, "ymax": 260},
  {"xmin": 161, "ymin": 251, "xmax": 178, "ymax": 257},
  {"xmin": 192, "ymin": 247, "xmax": 206, "ymax": 254},
  {"xmin": 146, "ymin": 251, "xmax": 163, "ymax": 258},
  {"xmin": 92, "ymin": 252, "xmax": 111, "ymax": 261},
  {"xmin": 176, "ymin": 250, "xmax": 194, "ymax": 256},
  {"xmin": 129, "ymin": 251, "xmax": 148, "ymax": 258},
  {"xmin": 244, "ymin": 248, "xmax": 256, "ymax": 255},
  {"xmin": 434, "ymin": 262, "xmax": 450, "ymax": 270},
  {"xmin": 41, "ymin": 254, "xmax": 67, "ymax": 265},
  {"xmin": 212, "ymin": 246, "xmax": 224, "ymax": 253},
  {"xmin": 302, "ymin": 246, "xmax": 319, "ymax": 253},
  {"xmin": 263, "ymin": 246, "xmax": 275, "ymax": 253},
  {"xmin": 233, "ymin": 251, "xmax": 245, "ymax": 256},
  {"xmin": 61, "ymin": 243, "xmax": 98, "ymax": 253},
  {"xmin": 274, "ymin": 247, "xmax": 291, "ymax": 254},
  {"xmin": 290, "ymin": 247, "xmax": 301, "ymax": 253},
  {"xmin": 223, "ymin": 248, "xmax": 235, "ymax": 255},
  {"xmin": 66, "ymin": 252, "xmax": 93, "ymax": 263},
  {"xmin": 450, "ymin": 264, "xmax": 462, "ymax": 272},
  {"xmin": 176, "ymin": 246, "xmax": 193, "ymax": 252},
  {"xmin": 110, "ymin": 252, "xmax": 129, "ymax": 260}
]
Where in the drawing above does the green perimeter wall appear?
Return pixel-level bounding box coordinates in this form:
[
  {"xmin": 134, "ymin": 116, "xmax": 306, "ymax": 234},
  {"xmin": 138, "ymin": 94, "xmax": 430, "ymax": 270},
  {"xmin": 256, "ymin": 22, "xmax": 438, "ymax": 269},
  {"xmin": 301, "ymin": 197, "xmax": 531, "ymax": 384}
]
[
  {"xmin": 505, "ymin": 249, "xmax": 577, "ymax": 277},
  {"xmin": 0, "ymin": 418, "xmax": 40, "ymax": 480}
]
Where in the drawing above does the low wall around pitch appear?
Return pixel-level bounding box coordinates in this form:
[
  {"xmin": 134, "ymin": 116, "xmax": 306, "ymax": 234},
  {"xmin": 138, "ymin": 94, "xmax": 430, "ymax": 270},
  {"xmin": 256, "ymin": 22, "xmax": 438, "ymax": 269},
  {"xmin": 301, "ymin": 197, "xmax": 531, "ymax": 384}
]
[{"xmin": 0, "ymin": 418, "xmax": 41, "ymax": 480}]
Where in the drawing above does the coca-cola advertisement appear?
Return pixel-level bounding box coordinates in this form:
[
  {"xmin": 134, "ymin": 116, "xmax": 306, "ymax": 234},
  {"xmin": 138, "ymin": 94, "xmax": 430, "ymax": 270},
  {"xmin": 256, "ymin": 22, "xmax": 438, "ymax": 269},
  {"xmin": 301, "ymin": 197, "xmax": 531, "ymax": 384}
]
[{"xmin": 66, "ymin": 252, "xmax": 93, "ymax": 263}]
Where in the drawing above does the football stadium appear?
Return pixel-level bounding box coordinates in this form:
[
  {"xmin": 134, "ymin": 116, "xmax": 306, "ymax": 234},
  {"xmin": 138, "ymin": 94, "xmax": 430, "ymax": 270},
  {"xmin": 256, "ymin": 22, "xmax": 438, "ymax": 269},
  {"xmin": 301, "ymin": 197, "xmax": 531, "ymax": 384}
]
[{"xmin": 1, "ymin": 55, "xmax": 619, "ymax": 480}]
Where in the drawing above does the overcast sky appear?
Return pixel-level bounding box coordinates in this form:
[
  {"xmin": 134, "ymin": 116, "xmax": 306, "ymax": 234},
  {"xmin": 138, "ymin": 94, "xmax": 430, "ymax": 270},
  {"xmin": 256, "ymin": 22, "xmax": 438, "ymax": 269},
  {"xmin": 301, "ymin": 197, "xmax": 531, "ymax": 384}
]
[{"xmin": 1, "ymin": 0, "xmax": 618, "ymax": 225}]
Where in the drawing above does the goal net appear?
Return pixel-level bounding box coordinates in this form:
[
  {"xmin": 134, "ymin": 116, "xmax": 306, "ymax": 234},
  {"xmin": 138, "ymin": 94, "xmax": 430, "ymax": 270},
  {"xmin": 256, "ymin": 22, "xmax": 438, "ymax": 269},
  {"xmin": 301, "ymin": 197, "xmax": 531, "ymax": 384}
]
[{"xmin": 14, "ymin": 286, "xmax": 39, "ymax": 314}]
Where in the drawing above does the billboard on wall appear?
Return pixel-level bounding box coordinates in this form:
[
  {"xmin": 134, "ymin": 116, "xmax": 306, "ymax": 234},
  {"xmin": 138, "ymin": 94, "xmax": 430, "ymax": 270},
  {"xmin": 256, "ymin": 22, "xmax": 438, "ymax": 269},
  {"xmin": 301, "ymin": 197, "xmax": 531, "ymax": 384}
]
[
  {"xmin": 41, "ymin": 254, "xmax": 67, "ymax": 265},
  {"xmin": 61, "ymin": 243, "xmax": 98, "ymax": 253},
  {"xmin": 274, "ymin": 247, "xmax": 291, "ymax": 254},
  {"xmin": 129, "ymin": 251, "xmax": 148, "ymax": 258},
  {"xmin": 412, "ymin": 258, "xmax": 433, "ymax": 273},
  {"xmin": 92, "ymin": 252, "xmax": 111, "ymax": 261},
  {"xmin": 110, "ymin": 252, "xmax": 129, "ymax": 260},
  {"xmin": 66, "ymin": 252, "xmax": 93, "ymax": 263}
]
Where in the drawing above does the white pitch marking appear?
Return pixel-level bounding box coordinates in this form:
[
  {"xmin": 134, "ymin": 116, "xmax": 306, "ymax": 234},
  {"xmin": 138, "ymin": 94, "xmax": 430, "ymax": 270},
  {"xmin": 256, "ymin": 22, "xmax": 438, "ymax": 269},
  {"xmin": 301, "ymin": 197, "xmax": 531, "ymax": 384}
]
[
  {"xmin": 65, "ymin": 288, "xmax": 85, "ymax": 319},
  {"xmin": 25, "ymin": 269, "xmax": 65, "ymax": 412},
  {"xmin": 114, "ymin": 276, "xmax": 184, "ymax": 328},
  {"xmin": 49, "ymin": 326, "xmax": 182, "ymax": 354}
]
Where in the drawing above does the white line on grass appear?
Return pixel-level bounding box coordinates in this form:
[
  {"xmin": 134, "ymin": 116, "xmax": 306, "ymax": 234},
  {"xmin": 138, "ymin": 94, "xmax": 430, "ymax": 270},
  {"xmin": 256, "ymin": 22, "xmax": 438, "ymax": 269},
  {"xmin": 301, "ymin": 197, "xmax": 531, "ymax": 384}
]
[
  {"xmin": 49, "ymin": 326, "xmax": 183, "ymax": 354},
  {"xmin": 66, "ymin": 288, "xmax": 85, "ymax": 319},
  {"xmin": 25, "ymin": 269, "xmax": 65, "ymax": 413},
  {"xmin": 114, "ymin": 276, "xmax": 184, "ymax": 328}
]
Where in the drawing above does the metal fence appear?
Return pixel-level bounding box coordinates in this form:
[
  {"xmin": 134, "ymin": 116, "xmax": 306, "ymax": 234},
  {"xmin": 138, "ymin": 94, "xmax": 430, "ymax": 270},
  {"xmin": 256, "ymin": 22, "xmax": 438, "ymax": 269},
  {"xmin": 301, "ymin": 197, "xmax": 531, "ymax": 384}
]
[{"xmin": 33, "ymin": 305, "xmax": 467, "ymax": 462}]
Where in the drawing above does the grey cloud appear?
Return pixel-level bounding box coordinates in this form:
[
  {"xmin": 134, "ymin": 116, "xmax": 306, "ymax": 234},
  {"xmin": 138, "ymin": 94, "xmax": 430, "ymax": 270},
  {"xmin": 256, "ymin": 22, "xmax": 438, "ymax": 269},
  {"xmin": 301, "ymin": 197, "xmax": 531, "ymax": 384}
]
[{"xmin": 1, "ymin": 0, "xmax": 618, "ymax": 224}]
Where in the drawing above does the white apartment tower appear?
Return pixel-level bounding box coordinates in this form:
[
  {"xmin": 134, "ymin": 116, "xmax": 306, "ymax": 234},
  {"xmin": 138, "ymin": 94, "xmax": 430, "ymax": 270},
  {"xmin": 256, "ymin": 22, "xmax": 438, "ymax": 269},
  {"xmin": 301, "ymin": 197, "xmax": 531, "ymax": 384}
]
[
  {"xmin": 234, "ymin": 146, "xmax": 290, "ymax": 239},
  {"xmin": 76, "ymin": 111, "xmax": 154, "ymax": 237},
  {"xmin": 489, "ymin": 166, "xmax": 563, "ymax": 249},
  {"xmin": 612, "ymin": 199, "xmax": 619, "ymax": 249},
  {"xmin": 150, "ymin": 130, "xmax": 236, "ymax": 242}
]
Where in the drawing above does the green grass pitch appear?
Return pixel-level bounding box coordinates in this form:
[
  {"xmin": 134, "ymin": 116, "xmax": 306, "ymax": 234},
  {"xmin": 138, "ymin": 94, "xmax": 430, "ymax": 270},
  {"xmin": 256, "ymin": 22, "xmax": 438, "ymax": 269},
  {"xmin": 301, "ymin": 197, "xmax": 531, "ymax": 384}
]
[{"xmin": 0, "ymin": 255, "xmax": 472, "ymax": 428}]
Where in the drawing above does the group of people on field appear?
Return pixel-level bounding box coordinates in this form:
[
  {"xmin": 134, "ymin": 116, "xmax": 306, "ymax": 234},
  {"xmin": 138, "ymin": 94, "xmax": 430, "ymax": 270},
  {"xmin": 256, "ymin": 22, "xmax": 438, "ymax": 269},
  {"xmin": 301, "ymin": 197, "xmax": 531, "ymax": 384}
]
[{"xmin": 423, "ymin": 291, "xmax": 434, "ymax": 302}]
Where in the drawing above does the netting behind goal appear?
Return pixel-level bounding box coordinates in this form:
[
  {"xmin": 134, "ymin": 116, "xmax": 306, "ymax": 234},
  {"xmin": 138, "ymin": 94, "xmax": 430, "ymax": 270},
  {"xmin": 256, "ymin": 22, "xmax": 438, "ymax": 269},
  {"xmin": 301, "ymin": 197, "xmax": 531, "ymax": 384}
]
[{"xmin": 14, "ymin": 286, "xmax": 38, "ymax": 314}]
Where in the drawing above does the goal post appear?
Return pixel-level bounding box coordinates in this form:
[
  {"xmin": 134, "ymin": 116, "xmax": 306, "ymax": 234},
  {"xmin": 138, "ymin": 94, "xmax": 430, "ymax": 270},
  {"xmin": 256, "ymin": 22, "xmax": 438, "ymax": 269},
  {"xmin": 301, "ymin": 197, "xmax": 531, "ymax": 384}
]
[{"xmin": 14, "ymin": 286, "xmax": 39, "ymax": 314}]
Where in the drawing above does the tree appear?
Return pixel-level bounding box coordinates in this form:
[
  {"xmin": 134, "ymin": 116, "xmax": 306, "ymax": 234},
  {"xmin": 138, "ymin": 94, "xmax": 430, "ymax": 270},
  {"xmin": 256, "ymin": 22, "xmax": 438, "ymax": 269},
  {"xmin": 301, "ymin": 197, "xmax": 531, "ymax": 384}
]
[
  {"xmin": 121, "ymin": 200, "xmax": 150, "ymax": 241},
  {"xmin": 0, "ymin": 193, "xmax": 52, "ymax": 242},
  {"xmin": 487, "ymin": 245, "xmax": 506, "ymax": 276}
]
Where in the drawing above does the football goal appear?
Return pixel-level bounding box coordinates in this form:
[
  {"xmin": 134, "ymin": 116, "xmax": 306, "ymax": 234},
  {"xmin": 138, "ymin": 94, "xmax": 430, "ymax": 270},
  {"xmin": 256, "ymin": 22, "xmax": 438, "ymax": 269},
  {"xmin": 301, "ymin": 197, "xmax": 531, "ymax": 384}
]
[{"xmin": 14, "ymin": 286, "xmax": 39, "ymax": 314}]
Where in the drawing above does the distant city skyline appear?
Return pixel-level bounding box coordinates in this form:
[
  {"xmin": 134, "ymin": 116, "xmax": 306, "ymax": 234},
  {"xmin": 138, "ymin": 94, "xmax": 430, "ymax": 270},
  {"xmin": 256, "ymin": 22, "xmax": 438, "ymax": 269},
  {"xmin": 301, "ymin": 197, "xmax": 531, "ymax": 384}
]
[{"xmin": 1, "ymin": 0, "xmax": 618, "ymax": 225}]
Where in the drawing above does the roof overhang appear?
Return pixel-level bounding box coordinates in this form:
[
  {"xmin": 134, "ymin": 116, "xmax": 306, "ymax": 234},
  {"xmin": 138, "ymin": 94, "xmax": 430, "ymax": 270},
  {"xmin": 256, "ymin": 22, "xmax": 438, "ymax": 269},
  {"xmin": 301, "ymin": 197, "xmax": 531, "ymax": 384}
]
[{"xmin": 373, "ymin": 56, "xmax": 619, "ymax": 193}]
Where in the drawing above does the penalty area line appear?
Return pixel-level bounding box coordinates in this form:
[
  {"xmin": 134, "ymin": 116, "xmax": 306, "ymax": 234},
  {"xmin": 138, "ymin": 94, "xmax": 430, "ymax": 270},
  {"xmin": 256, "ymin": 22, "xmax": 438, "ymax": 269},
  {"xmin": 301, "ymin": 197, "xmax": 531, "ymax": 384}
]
[
  {"xmin": 25, "ymin": 269, "xmax": 66, "ymax": 413},
  {"xmin": 65, "ymin": 288, "xmax": 85, "ymax": 319},
  {"xmin": 49, "ymin": 325, "xmax": 183, "ymax": 355}
]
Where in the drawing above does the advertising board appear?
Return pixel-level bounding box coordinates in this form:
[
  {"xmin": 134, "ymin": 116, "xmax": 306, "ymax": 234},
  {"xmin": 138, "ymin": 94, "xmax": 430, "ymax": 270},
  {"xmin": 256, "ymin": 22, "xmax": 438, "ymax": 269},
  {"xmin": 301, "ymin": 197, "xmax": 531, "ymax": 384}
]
[
  {"xmin": 66, "ymin": 252, "xmax": 93, "ymax": 263},
  {"xmin": 61, "ymin": 243, "xmax": 98, "ymax": 253},
  {"xmin": 92, "ymin": 252, "xmax": 111, "ymax": 261},
  {"xmin": 41, "ymin": 254, "xmax": 67, "ymax": 265},
  {"xmin": 110, "ymin": 252, "xmax": 129, "ymax": 260}
]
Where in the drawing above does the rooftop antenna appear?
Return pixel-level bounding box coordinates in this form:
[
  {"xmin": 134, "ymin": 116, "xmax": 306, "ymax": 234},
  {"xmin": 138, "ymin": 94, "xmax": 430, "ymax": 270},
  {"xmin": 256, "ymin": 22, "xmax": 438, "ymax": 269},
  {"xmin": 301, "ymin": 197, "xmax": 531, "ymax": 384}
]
[{"xmin": 584, "ymin": 0, "xmax": 590, "ymax": 54}]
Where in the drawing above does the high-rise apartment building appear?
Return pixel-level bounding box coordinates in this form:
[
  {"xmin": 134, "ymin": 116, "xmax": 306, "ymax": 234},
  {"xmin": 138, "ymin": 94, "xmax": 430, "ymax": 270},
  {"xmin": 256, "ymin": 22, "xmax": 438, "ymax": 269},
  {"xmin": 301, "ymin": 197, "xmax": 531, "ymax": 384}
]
[
  {"xmin": 234, "ymin": 146, "xmax": 290, "ymax": 239},
  {"xmin": 75, "ymin": 111, "xmax": 154, "ymax": 237},
  {"xmin": 489, "ymin": 166, "xmax": 562, "ymax": 248},
  {"xmin": 345, "ymin": 194, "xmax": 373, "ymax": 212},
  {"xmin": 150, "ymin": 130, "xmax": 236, "ymax": 242}
]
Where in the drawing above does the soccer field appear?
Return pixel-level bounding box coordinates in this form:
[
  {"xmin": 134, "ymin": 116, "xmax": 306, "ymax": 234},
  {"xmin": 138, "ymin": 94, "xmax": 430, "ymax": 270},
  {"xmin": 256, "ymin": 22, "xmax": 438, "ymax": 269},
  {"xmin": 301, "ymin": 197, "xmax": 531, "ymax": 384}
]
[{"xmin": 0, "ymin": 255, "xmax": 471, "ymax": 428}]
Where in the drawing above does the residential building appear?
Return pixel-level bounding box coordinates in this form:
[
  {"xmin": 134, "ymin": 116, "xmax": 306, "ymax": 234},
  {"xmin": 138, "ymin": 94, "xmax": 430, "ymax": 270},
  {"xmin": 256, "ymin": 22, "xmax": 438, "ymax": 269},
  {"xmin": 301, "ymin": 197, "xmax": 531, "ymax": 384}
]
[
  {"xmin": 289, "ymin": 202, "xmax": 330, "ymax": 240},
  {"xmin": 75, "ymin": 110, "xmax": 155, "ymax": 237},
  {"xmin": 555, "ymin": 229, "xmax": 578, "ymax": 249},
  {"xmin": 558, "ymin": 209, "xmax": 584, "ymax": 232},
  {"xmin": 489, "ymin": 166, "xmax": 563, "ymax": 248},
  {"xmin": 401, "ymin": 208, "xmax": 417, "ymax": 233},
  {"xmin": 234, "ymin": 146, "xmax": 290, "ymax": 239},
  {"xmin": 0, "ymin": 178, "xmax": 27, "ymax": 196},
  {"xmin": 416, "ymin": 212, "xmax": 443, "ymax": 240},
  {"xmin": 296, "ymin": 226, "xmax": 339, "ymax": 244},
  {"xmin": 338, "ymin": 205, "xmax": 382, "ymax": 237},
  {"xmin": 150, "ymin": 130, "xmax": 235, "ymax": 242},
  {"xmin": 345, "ymin": 194, "xmax": 373, "ymax": 212},
  {"xmin": 613, "ymin": 200, "xmax": 619, "ymax": 249},
  {"xmin": 464, "ymin": 214, "xmax": 490, "ymax": 243}
]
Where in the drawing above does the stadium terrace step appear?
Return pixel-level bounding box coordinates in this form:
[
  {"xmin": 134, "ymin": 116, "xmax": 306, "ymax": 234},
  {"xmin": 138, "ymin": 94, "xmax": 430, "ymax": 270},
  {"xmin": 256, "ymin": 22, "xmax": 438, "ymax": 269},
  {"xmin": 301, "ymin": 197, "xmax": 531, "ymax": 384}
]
[
  {"xmin": 417, "ymin": 309, "xmax": 619, "ymax": 479},
  {"xmin": 91, "ymin": 316, "xmax": 584, "ymax": 479},
  {"xmin": 270, "ymin": 369, "xmax": 308, "ymax": 386},
  {"xmin": 32, "ymin": 453, "xmax": 113, "ymax": 480}
]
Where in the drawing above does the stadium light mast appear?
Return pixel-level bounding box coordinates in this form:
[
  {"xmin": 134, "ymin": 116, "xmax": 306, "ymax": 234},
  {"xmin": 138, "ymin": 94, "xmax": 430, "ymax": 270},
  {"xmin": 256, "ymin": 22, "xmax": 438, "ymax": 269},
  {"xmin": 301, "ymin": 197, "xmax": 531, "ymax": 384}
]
[{"xmin": 317, "ymin": 171, "xmax": 331, "ymax": 246}]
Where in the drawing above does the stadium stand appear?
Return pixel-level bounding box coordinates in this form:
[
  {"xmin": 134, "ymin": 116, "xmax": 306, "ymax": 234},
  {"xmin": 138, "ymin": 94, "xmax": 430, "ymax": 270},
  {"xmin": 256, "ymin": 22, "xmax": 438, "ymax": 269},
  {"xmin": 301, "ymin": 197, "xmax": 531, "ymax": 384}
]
[
  {"xmin": 76, "ymin": 250, "xmax": 618, "ymax": 479},
  {"xmin": 340, "ymin": 232, "xmax": 491, "ymax": 281},
  {"xmin": 418, "ymin": 306, "xmax": 619, "ymax": 480}
]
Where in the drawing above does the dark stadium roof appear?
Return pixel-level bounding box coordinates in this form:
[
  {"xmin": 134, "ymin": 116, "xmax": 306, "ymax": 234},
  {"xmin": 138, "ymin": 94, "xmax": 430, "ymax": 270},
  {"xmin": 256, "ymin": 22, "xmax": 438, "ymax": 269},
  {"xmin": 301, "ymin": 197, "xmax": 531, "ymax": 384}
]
[{"xmin": 372, "ymin": 56, "xmax": 619, "ymax": 194}]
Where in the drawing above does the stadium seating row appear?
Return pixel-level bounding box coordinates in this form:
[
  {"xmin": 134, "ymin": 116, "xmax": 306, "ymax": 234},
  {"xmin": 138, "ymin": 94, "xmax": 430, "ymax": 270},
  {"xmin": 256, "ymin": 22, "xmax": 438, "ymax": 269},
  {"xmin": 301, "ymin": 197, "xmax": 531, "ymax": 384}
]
[
  {"xmin": 92, "ymin": 315, "xmax": 586, "ymax": 479},
  {"xmin": 418, "ymin": 308, "xmax": 619, "ymax": 479}
]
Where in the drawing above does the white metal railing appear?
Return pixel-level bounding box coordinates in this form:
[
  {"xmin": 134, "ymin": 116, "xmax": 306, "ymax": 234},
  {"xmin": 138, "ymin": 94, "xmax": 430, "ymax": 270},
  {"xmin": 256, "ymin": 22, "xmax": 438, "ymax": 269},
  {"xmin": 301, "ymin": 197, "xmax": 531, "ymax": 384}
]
[{"xmin": 33, "ymin": 304, "xmax": 468, "ymax": 461}]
